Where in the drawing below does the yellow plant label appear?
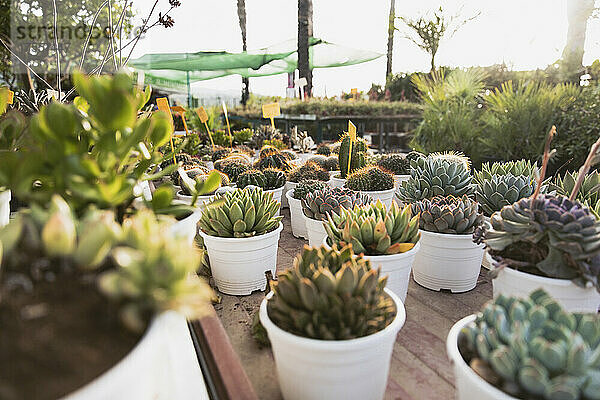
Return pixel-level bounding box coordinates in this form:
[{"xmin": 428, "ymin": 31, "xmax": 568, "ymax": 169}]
[
  {"xmin": 156, "ymin": 97, "xmax": 174, "ymax": 123},
  {"xmin": 196, "ymin": 107, "xmax": 209, "ymax": 123},
  {"xmin": 6, "ymin": 89, "xmax": 13, "ymax": 104},
  {"xmin": 262, "ymin": 103, "xmax": 281, "ymax": 119},
  {"xmin": 350, "ymin": 88, "xmax": 358, "ymax": 95},
  {"xmin": 348, "ymin": 120, "xmax": 357, "ymax": 141}
]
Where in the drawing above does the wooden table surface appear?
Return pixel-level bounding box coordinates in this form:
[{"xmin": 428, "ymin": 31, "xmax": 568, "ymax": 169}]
[{"xmin": 214, "ymin": 209, "xmax": 492, "ymax": 400}]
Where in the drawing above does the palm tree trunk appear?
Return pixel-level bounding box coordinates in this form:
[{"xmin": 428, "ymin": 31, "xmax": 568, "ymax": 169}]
[
  {"xmin": 562, "ymin": 0, "xmax": 595, "ymax": 76},
  {"xmin": 237, "ymin": 0, "xmax": 250, "ymax": 105},
  {"xmin": 298, "ymin": 0, "xmax": 313, "ymax": 97},
  {"xmin": 386, "ymin": 0, "xmax": 395, "ymax": 80}
]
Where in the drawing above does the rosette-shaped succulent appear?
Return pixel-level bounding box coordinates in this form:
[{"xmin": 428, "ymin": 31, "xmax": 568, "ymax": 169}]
[
  {"xmin": 475, "ymin": 174, "xmax": 536, "ymax": 217},
  {"xmin": 459, "ymin": 289, "xmax": 600, "ymax": 400},
  {"xmin": 325, "ymin": 200, "xmax": 420, "ymax": 255},
  {"xmin": 293, "ymin": 179, "xmax": 329, "ymax": 201},
  {"xmin": 338, "ymin": 133, "xmax": 368, "ymax": 178},
  {"xmin": 266, "ymin": 244, "xmax": 396, "ymax": 340},
  {"xmin": 237, "ymin": 169, "xmax": 267, "ymax": 189},
  {"xmin": 316, "ymin": 143, "xmax": 332, "ymax": 156},
  {"xmin": 412, "ymin": 195, "xmax": 484, "ymax": 234},
  {"xmin": 481, "ymin": 194, "xmax": 600, "ymax": 290},
  {"xmin": 287, "ymin": 161, "xmax": 330, "ymax": 183},
  {"xmin": 397, "ymin": 156, "xmax": 474, "ymax": 203},
  {"xmin": 376, "ymin": 154, "xmax": 410, "ymax": 175},
  {"xmin": 430, "ymin": 151, "xmax": 471, "ymax": 170},
  {"xmin": 199, "ymin": 187, "xmax": 283, "ymax": 238},
  {"xmin": 254, "ymin": 153, "xmax": 292, "ymax": 172},
  {"xmin": 302, "ymin": 188, "xmax": 371, "ymax": 221},
  {"xmin": 346, "ymin": 166, "xmax": 395, "ymax": 191},
  {"xmin": 550, "ymin": 171, "xmax": 600, "ymax": 209},
  {"xmin": 475, "ymin": 160, "xmax": 539, "ymax": 183}
]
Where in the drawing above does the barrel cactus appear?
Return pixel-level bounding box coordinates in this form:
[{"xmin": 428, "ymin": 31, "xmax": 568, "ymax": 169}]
[
  {"xmin": 325, "ymin": 200, "xmax": 420, "ymax": 255},
  {"xmin": 281, "ymin": 149, "xmax": 298, "ymax": 161},
  {"xmin": 397, "ymin": 156, "xmax": 474, "ymax": 203},
  {"xmin": 262, "ymin": 168, "xmax": 286, "ymax": 190},
  {"xmin": 199, "ymin": 187, "xmax": 283, "ymax": 238},
  {"xmin": 287, "ymin": 161, "xmax": 330, "ymax": 183},
  {"xmin": 293, "ymin": 179, "xmax": 329, "ymax": 201},
  {"xmin": 479, "ymin": 194, "xmax": 600, "ymax": 291},
  {"xmin": 412, "ymin": 195, "xmax": 484, "ymax": 234},
  {"xmin": 237, "ymin": 169, "xmax": 267, "ymax": 189},
  {"xmin": 338, "ymin": 133, "xmax": 368, "ymax": 178},
  {"xmin": 259, "ymin": 145, "xmax": 280, "ymax": 159},
  {"xmin": 302, "ymin": 188, "xmax": 371, "ymax": 221},
  {"xmin": 266, "ymin": 244, "xmax": 396, "ymax": 340},
  {"xmin": 254, "ymin": 153, "xmax": 292, "ymax": 172},
  {"xmin": 459, "ymin": 289, "xmax": 600, "ymax": 400},
  {"xmin": 475, "ymin": 174, "xmax": 537, "ymax": 217},
  {"xmin": 376, "ymin": 154, "xmax": 410, "ymax": 176},
  {"xmin": 346, "ymin": 166, "xmax": 395, "ymax": 191},
  {"xmin": 211, "ymin": 147, "xmax": 231, "ymax": 162},
  {"xmin": 316, "ymin": 143, "xmax": 332, "ymax": 156},
  {"xmin": 216, "ymin": 158, "xmax": 251, "ymax": 182}
]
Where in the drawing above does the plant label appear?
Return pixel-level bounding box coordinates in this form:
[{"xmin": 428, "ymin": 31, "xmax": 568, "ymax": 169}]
[
  {"xmin": 349, "ymin": 120, "xmax": 357, "ymax": 140},
  {"xmin": 196, "ymin": 107, "xmax": 209, "ymax": 123},
  {"xmin": 262, "ymin": 103, "xmax": 281, "ymax": 119}
]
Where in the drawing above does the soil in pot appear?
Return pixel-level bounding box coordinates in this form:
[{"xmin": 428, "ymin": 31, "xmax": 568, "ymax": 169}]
[{"xmin": 0, "ymin": 273, "xmax": 139, "ymax": 400}]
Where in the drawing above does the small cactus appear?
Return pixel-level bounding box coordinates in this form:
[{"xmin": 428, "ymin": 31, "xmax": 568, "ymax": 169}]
[
  {"xmin": 287, "ymin": 161, "xmax": 330, "ymax": 183},
  {"xmin": 338, "ymin": 133, "xmax": 368, "ymax": 179},
  {"xmin": 237, "ymin": 169, "xmax": 267, "ymax": 189},
  {"xmin": 376, "ymin": 154, "xmax": 410, "ymax": 176},
  {"xmin": 316, "ymin": 144, "xmax": 332, "ymax": 156},
  {"xmin": 346, "ymin": 166, "xmax": 394, "ymax": 191},
  {"xmin": 293, "ymin": 180, "xmax": 329, "ymax": 201}
]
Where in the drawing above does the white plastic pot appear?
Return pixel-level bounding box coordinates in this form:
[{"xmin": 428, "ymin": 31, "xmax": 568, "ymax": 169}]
[
  {"xmin": 169, "ymin": 210, "xmax": 203, "ymax": 246},
  {"xmin": 393, "ymin": 175, "xmax": 411, "ymax": 190},
  {"xmin": 481, "ymin": 217, "xmax": 492, "ymax": 270},
  {"xmin": 412, "ymin": 230, "xmax": 484, "ymax": 293},
  {"xmin": 63, "ymin": 311, "xmax": 209, "ymax": 400},
  {"xmin": 490, "ymin": 256, "xmax": 600, "ymax": 313},
  {"xmin": 329, "ymin": 175, "xmax": 346, "ymax": 189},
  {"xmin": 200, "ymin": 223, "xmax": 283, "ymax": 295},
  {"xmin": 282, "ymin": 181, "xmax": 298, "ymax": 209},
  {"xmin": 329, "ymin": 170, "xmax": 340, "ymax": 180},
  {"xmin": 304, "ymin": 214, "xmax": 327, "ymax": 247},
  {"xmin": 286, "ymin": 190, "xmax": 307, "ymax": 239},
  {"xmin": 260, "ymin": 289, "xmax": 406, "ymax": 400},
  {"xmin": 176, "ymin": 191, "xmax": 214, "ymax": 209},
  {"xmin": 265, "ymin": 187, "xmax": 284, "ymax": 216},
  {"xmin": 447, "ymin": 315, "xmax": 514, "ymax": 400},
  {"xmin": 359, "ymin": 188, "xmax": 396, "ymax": 209},
  {"xmin": 0, "ymin": 189, "xmax": 10, "ymax": 228}
]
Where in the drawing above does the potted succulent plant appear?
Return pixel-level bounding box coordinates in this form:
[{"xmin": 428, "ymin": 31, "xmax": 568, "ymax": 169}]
[
  {"xmin": 345, "ymin": 166, "xmax": 396, "ymax": 208},
  {"xmin": 411, "ymin": 195, "xmax": 485, "ymax": 292},
  {"xmin": 199, "ymin": 187, "xmax": 283, "ymax": 295},
  {"xmin": 307, "ymin": 154, "xmax": 340, "ymax": 176},
  {"xmin": 237, "ymin": 168, "xmax": 286, "ymax": 215},
  {"xmin": 286, "ymin": 179, "xmax": 329, "ymax": 239},
  {"xmin": 447, "ymin": 289, "xmax": 600, "ymax": 400},
  {"xmin": 376, "ymin": 153, "xmax": 411, "ymax": 189},
  {"xmin": 259, "ymin": 245, "xmax": 406, "ymax": 400},
  {"xmin": 550, "ymin": 169, "xmax": 600, "ymax": 212},
  {"xmin": 315, "ymin": 143, "xmax": 332, "ymax": 156},
  {"xmin": 302, "ymin": 187, "xmax": 370, "ymax": 246},
  {"xmin": 478, "ymin": 133, "xmax": 600, "ymax": 312},
  {"xmin": 176, "ymin": 168, "xmax": 229, "ymax": 208},
  {"xmin": 283, "ymin": 161, "xmax": 331, "ymax": 208},
  {"xmin": 323, "ymin": 200, "xmax": 421, "ymax": 301},
  {"xmin": 0, "ymin": 197, "xmax": 213, "ymax": 399},
  {"xmin": 214, "ymin": 156, "xmax": 251, "ymax": 183},
  {"xmin": 332, "ymin": 133, "xmax": 368, "ymax": 188}
]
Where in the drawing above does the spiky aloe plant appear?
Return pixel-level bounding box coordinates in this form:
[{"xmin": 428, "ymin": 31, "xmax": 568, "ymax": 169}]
[
  {"xmin": 412, "ymin": 195, "xmax": 484, "ymax": 234},
  {"xmin": 287, "ymin": 161, "xmax": 330, "ymax": 183},
  {"xmin": 325, "ymin": 200, "xmax": 420, "ymax": 255},
  {"xmin": 459, "ymin": 289, "xmax": 600, "ymax": 400},
  {"xmin": 338, "ymin": 133, "xmax": 368, "ymax": 178},
  {"xmin": 376, "ymin": 154, "xmax": 411, "ymax": 175},
  {"xmin": 346, "ymin": 166, "xmax": 395, "ymax": 191},
  {"xmin": 475, "ymin": 174, "xmax": 536, "ymax": 217},
  {"xmin": 302, "ymin": 188, "xmax": 371, "ymax": 221},
  {"xmin": 266, "ymin": 244, "xmax": 396, "ymax": 340},
  {"xmin": 199, "ymin": 187, "xmax": 283, "ymax": 238},
  {"xmin": 293, "ymin": 179, "xmax": 329, "ymax": 201}
]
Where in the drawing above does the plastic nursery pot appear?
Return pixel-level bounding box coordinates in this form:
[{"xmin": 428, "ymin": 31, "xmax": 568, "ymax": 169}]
[
  {"xmin": 480, "ymin": 217, "xmax": 492, "ymax": 271},
  {"xmin": 200, "ymin": 223, "xmax": 283, "ymax": 296},
  {"xmin": 0, "ymin": 189, "xmax": 10, "ymax": 228},
  {"xmin": 176, "ymin": 190, "xmax": 214, "ymax": 209},
  {"xmin": 358, "ymin": 188, "xmax": 396, "ymax": 209},
  {"xmin": 329, "ymin": 170, "xmax": 339, "ymax": 179},
  {"xmin": 64, "ymin": 312, "xmax": 209, "ymax": 400},
  {"xmin": 322, "ymin": 238, "xmax": 420, "ymax": 303},
  {"xmin": 303, "ymin": 214, "xmax": 327, "ymax": 247},
  {"xmin": 282, "ymin": 181, "xmax": 298, "ymax": 209},
  {"xmin": 447, "ymin": 315, "xmax": 515, "ymax": 400},
  {"xmin": 259, "ymin": 289, "xmax": 406, "ymax": 400},
  {"xmin": 169, "ymin": 210, "xmax": 203, "ymax": 246},
  {"xmin": 286, "ymin": 190, "xmax": 307, "ymax": 240},
  {"xmin": 393, "ymin": 175, "xmax": 410, "ymax": 190},
  {"xmin": 329, "ymin": 175, "xmax": 346, "ymax": 189},
  {"xmin": 265, "ymin": 187, "xmax": 284, "ymax": 217},
  {"xmin": 412, "ymin": 230, "xmax": 484, "ymax": 293},
  {"xmin": 488, "ymin": 253, "xmax": 600, "ymax": 313}
]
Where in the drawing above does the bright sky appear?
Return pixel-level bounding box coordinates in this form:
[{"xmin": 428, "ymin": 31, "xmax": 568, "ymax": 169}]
[{"xmin": 130, "ymin": 0, "xmax": 600, "ymax": 97}]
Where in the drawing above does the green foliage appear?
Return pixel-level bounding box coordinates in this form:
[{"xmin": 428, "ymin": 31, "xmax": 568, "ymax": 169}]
[
  {"xmin": 199, "ymin": 187, "xmax": 282, "ymax": 238},
  {"xmin": 287, "ymin": 161, "xmax": 330, "ymax": 183},
  {"xmin": 263, "ymin": 138, "xmax": 287, "ymax": 150},
  {"xmin": 346, "ymin": 166, "xmax": 395, "ymax": 191},
  {"xmin": 254, "ymin": 153, "xmax": 292, "ymax": 172},
  {"xmin": 412, "ymin": 195, "xmax": 483, "ymax": 234},
  {"xmin": 178, "ymin": 169, "xmax": 225, "ymax": 201},
  {"xmin": 475, "ymin": 160, "xmax": 539, "ymax": 183},
  {"xmin": 316, "ymin": 144, "xmax": 331, "ymax": 156},
  {"xmin": 215, "ymin": 158, "xmax": 251, "ymax": 183},
  {"xmin": 475, "ymin": 174, "xmax": 536, "ymax": 217},
  {"xmin": 266, "ymin": 245, "xmax": 396, "ymax": 340},
  {"xmin": 325, "ymin": 201, "xmax": 420, "ymax": 255},
  {"xmin": 459, "ymin": 289, "xmax": 600, "ymax": 400},
  {"xmin": 549, "ymin": 171, "xmax": 600, "ymax": 210},
  {"xmin": 293, "ymin": 180, "xmax": 329, "ymax": 201},
  {"xmin": 237, "ymin": 168, "xmax": 285, "ymax": 190},
  {"xmin": 338, "ymin": 133, "xmax": 368, "ymax": 179},
  {"xmin": 302, "ymin": 188, "xmax": 371, "ymax": 221},
  {"xmin": 376, "ymin": 153, "xmax": 410, "ymax": 175}
]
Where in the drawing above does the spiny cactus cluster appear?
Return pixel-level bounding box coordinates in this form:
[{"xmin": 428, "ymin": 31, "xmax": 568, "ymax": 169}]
[
  {"xmin": 346, "ymin": 166, "xmax": 395, "ymax": 192},
  {"xmin": 237, "ymin": 168, "xmax": 286, "ymax": 190},
  {"xmin": 325, "ymin": 200, "xmax": 420, "ymax": 255},
  {"xmin": 397, "ymin": 155, "xmax": 474, "ymax": 203},
  {"xmin": 199, "ymin": 187, "xmax": 282, "ymax": 238},
  {"xmin": 287, "ymin": 161, "xmax": 330, "ymax": 183},
  {"xmin": 259, "ymin": 145, "xmax": 280, "ymax": 159},
  {"xmin": 338, "ymin": 133, "xmax": 368, "ymax": 178},
  {"xmin": 480, "ymin": 195, "xmax": 600, "ymax": 291},
  {"xmin": 215, "ymin": 158, "xmax": 251, "ymax": 182},
  {"xmin": 475, "ymin": 174, "xmax": 536, "ymax": 217},
  {"xmin": 459, "ymin": 289, "xmax": 600, "ymax": 400},
  {"xmin": 266, "ymin": 245, "xmax": 397, "ymax": 340},
  {"xmin": 316, "ymin": 143, "xmax": 332, "ymax": 156},
  {"xmin": 211, "ymin": 147, "xmax": 232, "ymax": 162},
  {"xmin": 302, "ymin": 188, "xmax": 371, "ymax": 221},
  {"xmin": 376, "ymin": 153, "xmax": 411, "ymax": 176},
  {"xmin": 254, "ymin": 153, "xmax": 292, "ymax": 172},
  {"xmin": 308, "ymin": 154, "xmax": 339, "ymax": 171},
  {"xmin": 160, "ymin": 153, "xmax": 201, "ymax": 170},
  {"xmin": 412, "ymin": 195, "xmax": 483, "ymax": 234},
  {"xmin": 293, "ymin": 179, "xmax": 329, "ymax": 201},
  {"xmin": 429, "ymin": 151, "xmax": 471, "ymax": 170},
  {"xmin": 281, "ymin": 149, "xmax": 298, "ymax": 161}
]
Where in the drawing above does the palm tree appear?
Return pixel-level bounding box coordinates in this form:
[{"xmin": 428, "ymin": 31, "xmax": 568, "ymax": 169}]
[
  {"xmin": 237, "ymin": 0, "xmax": 249, "ymax": 105},
  {"xmin": 386, "ymin": 0, "xmax": 395, "ymax": 80},
  {"xmin": 297, "ymin": 0, "xmax": 313, "ymax": 97}
]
